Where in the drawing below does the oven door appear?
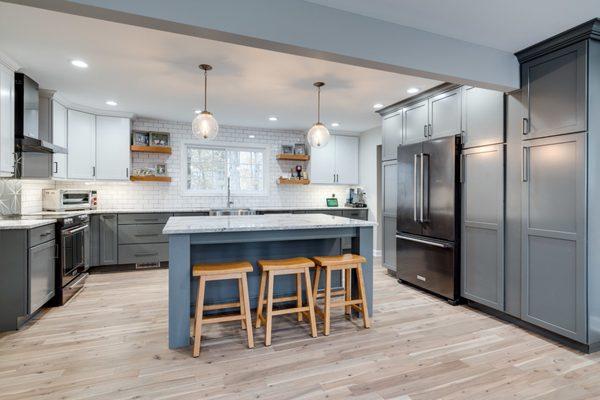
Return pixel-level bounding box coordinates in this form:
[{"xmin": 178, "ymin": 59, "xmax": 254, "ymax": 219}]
[{"xmin": 61, "ymin": 224, "xmax": 88, "ymax": 286}]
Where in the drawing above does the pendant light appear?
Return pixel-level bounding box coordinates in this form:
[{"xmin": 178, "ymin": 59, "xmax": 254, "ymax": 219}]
[
  {"xmin": 192, "ymin": 64, "xmax": 219, "ymax": 140},
  {"xmin": 307, "ymin": 82, "xmax": 331, "ymax": 148}
]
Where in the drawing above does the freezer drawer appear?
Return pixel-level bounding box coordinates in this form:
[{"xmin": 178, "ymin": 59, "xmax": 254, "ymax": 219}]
[{"xmin": 396, "ymin": 234, "xmax": 458, "ymax": 300}]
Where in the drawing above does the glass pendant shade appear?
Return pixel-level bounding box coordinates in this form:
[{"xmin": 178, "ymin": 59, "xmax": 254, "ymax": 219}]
[
  {"xmin": 192, "ymin": 111, "xmax": 219, "ymax": 140},
  {"xmin": 307, "ymin": 122, "xmax": 330, "ymax": 148}
]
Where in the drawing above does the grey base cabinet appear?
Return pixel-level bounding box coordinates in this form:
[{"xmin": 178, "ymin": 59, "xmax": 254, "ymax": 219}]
[
  {"xmin": 382, "ymin": 160, "xmax": 397, "ymax": 272},
  {"xmin": 521, "ymin": 132, "xmax": 587, "ymax": 342},
  {"xmin": 461, "ymin": 144, "xmax": 505, "ymax": 311},
  {"xmin": 29, "ymin": 240, "xmax": 56, "ymax": 313},
  {"xmin": 99, "ymin": 214, "xmax": 118, "ymax": 265}
]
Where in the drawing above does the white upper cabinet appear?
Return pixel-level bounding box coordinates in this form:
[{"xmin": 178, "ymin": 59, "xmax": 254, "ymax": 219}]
[
  {"xmin": 0, "ymin": 64, "xmax": 15, "ymax": 177},
  {"xmin": 334, "ymin": 135, "xmax": 359, "ymax": 184},
  {"xmin": 95, "ymin": 116, "xmax": 130, "ymax": 180},
  {"xmin": 429, "ymin": 87, "xmax": 462, "ymax": 140},
  {"xmin": 67, "ymin": 109, "xmax": 96, "ymax": 179},
  {"xmin": 52, "ymin": 101, "xmax": 68, "ymax": 179},
  {"xmin": 382, "ymin": 110, "xmax": 402, "ymax": 161},
  {"xmin": 462, "ymin": 87, "xmax": 504, "ymax": 148},
  {"xmin": 310, "ymin": 135, "xmax": 358, "ymax": 185},
  {"xmin": 403, "ymin": 100, "xmax": 428, "ymax": 145}
]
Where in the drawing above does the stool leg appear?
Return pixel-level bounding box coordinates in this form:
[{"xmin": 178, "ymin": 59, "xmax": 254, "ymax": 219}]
[
  {"xmin": 324, "ymin": 266, "xmax": 331, "ymax": 336},
  {"xmin": 355, "ymin": 264, "xmax": 371, "ymax": 329},
  {"xmin": 303, "ymin": 267, "xmax": 318, "ymax": 338},
  {"xmin": 265, "ymin": 271, "xmax": 275, "ymax": 346},
  {"xmin": 344, "ymin": 268, "xmax": 352, "ymax": 317},
  {"xmin": 312, "ymin": 266, "xmax": 321, "ymax": 306},
  {"xmin": 296, "ymin": 273, "xmax": 303, "ymax": 322},
  {"xmin": 192, "ymin": 276, "xmax": 206, "ymax": 358},
  {"xmin": 255, "ymin": 270, "xmax": 266, "ymax": 329},
  {"xmin": 241, "ymin": 273, "xmax": 254, "ymax": 349},
  {"xmin": 238, "ymin": 278, "xmax": 246, "ymax": 330}
]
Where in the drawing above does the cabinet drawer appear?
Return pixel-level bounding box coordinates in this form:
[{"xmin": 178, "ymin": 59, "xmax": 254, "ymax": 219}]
[
  {"xmin": 29, "ymin": 239, "xmax": 56, "ymax": 313},
  {"xmin": 118, "ymin": 213, "xmax": 171, "ymax": 225},
  {"xmin": 28, "ymin": 224, "xmax": 56, "ymax": 248},
  {"xmin": 342, "ymin": 209, "xmax": 368, "ymax": 220},
  {"xmin": 118, "ymin": 243, "xmax": 168, "ymax": 265},
  {"xmin": 118, "ymin": 224, "xmax": 167, "ymax": 244}
]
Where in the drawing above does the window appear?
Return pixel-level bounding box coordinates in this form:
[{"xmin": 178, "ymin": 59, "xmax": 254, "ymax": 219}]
[{"xmin": 183, "ymin": 142, "xmax": 268, "ymax": 196}]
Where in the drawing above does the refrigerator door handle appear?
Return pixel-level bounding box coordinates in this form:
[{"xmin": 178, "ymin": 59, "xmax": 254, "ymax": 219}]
[
  {"xmin": 396, "ymin": 234, "xmax": 449, "ymax": 248},
  {"xmin": 413, "ymin": 153, "xmax": 419, "ymax": 222},
  {"xmin": 420, "ymin": 153, "xmax": 429, "ymax": 222}
]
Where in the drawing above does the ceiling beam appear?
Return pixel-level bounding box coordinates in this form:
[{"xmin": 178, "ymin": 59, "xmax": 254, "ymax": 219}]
[{"xmin": 6, "ymin": 0, "xmax": 520, "ymax": 91}]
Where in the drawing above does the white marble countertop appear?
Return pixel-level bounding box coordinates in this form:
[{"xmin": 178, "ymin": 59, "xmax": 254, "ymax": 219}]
[
  {"xmin": 0, "ymin": 217, "xmax": 57, "ymax": 230},
  {"xmin": 162, "ymin": 213, "xmax": 376, "ymax": 235}
]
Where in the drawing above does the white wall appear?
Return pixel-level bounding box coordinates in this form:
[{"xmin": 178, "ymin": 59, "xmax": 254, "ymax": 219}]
[
  {"xmin": 16, "ymin": 118, "xmax": 355, "ymax": 213},
  {"xmin": 358, "ymin": 125, "xmax": 382, "ymax": 252}
]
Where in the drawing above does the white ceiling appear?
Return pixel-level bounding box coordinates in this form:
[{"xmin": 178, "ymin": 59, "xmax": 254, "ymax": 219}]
[
  {"xmin": 305, "ymin": 0, "xmax": 599, "ymax": 53},
  {"xmin": 0, "ymin": 3, "xmax": 441, "ymax": 133}
]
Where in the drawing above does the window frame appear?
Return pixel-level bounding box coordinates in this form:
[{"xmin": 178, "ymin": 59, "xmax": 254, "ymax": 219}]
[{"xmin": 180, "ymin": 140, "xmax": 270, "ymax": 197}]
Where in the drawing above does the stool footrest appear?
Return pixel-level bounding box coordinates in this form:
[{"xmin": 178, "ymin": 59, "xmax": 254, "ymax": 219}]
[
  {"xmin": 202, "ymin": 313, "xmax": 245, "ymax": 324},
  {"xmin": 271, "ymin": 306, "xmax": 311, "ymax": 316},
  {"xmin": 331, "ymin": 299, "xmax": 363, "ymax": 307},
  {"xmin": 203, "ymin": 301, "xmax": 241, "ymax": 311},
  {"xmin": 315, "ymin": 289, "xmax": 346, "ymax": 299}
]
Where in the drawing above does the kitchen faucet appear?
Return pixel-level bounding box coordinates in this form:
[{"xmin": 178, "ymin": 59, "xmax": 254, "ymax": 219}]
[{"xmin": 227, "ymin": 177, "xmax": 234, "ymax": 208}]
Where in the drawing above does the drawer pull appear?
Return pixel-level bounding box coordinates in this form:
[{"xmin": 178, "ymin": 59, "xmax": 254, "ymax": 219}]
[
  {"xmin": 39, "ymin": 231, "xmax": 53, "ymax": 237},
  {"xmin": 134, "ymin": 218, "xmax": 160, "ymax": 222},
  {"xmin": 134, "ymin": 252, "xmax": 159, "ymax": 257},
  {"xmin": 134, "ymin": 234, "xmax": 160, "ymax": 237}
]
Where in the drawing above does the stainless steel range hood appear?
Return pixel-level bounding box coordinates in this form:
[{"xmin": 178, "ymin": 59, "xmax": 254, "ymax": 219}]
[{"xmin": 15, "ymin": 137, "xmax": 67, "ymax": 154}]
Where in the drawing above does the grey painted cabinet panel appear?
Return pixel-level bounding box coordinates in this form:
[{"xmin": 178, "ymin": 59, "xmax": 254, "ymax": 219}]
[
  {"xmin": 99, "ymin": 214, "xmax": 118, "ymax": 265},
  {"xmin": 462, "ymin": 87, "xmax": 505, "ymax": 148},
  {"xmin": 118, "ymin": 224, "xmax": 168, "ymax": 244},
  {"xmin": 429, "ymin": 88, "xmax": 461, "ymax": 140},
  {"xmin": 29, "ymin": 240, "xmax": 55, "ymax": 314},
  {"xmin": 382, "ymin": 110, "xmax": 402, "ymax": 161},
  {"xmin": 521, "ymin": 133, "xmax": 586, "ymax": 342},
  {"xmin": 403, "ymin": 100, "xmax": 428, "ymax": 145},
  {"xmin": 382, "ymin": 216, "xmax": 396, "ymax": 272},
  {"xmin": 522, "ymin": 41, "xmax": 587, "ymax": 139},
  {"xmin": 461, "ymin": 145, "xmax": 505, "ymax": 310},
  {"xmin": 382, "ymin": 161, "xmax": 397, "ymax": 217}
]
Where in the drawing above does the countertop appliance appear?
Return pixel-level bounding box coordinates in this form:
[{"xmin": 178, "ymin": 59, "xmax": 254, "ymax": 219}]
[
  {"xmin": 14, "ymin": 73, "xmax": 66, "ymax": 154},
  {"xmin": 345, "ymin": 187, "xmax": 367, "ymax": 208},
  {"xmin": 53, "ymin": 213, "xmax": 90, "ymax": 305},
  {"xmin": 396, "ymin": 135, "xmax": 460, "ymax": 302},
  {"xmin": 43, "ymin": 189, "xmax": 97, "ymax": 211}
]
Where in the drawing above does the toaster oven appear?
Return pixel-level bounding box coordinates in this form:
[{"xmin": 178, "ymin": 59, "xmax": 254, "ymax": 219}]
[{"xmin": 42, "ymin": 189, "xmax": 97, "ymax": 211}]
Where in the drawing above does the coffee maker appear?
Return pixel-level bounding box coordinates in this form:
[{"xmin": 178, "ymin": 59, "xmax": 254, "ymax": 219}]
[{"xmin": 346, "ymin": 187, "xmax": 367, "ymax": 208}]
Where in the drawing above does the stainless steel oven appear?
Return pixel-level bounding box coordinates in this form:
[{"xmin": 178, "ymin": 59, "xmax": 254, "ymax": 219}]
[{"xmin": 55, "ymin": 214, "xmax": 90, "ymax": 305}]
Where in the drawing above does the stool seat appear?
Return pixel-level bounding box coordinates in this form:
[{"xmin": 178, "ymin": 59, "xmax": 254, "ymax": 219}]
[
  {"xmin": 312, "ymin": 254, "xmax": 367, "ymax": 267},
  {"xmin": 193, "ymin": 261, "xmax": 253, "ymax": 276},
  {"xmin": 258, "ymin": 257, "xmax": 314, "ymax": 271}
]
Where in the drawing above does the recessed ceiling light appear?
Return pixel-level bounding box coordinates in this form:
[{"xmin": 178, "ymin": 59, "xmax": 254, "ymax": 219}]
[
  {"xmin": 268, "ymin": 116, "xmax": 278, "ymax": 121},
  {"xmin": 407, "ymin": 87, "xmax": 420, "ymax": 94},
  {"xmin": 373, "ymin": 103, "xmax": 384, "ymax": 109},
  {"xmin": 331, "ymin": 122, "xmax": 340, "ymax": 127},
  {"xmin": 71, "ymin": 59, "xmax": 88, "ymax": 68},
  {"xmin": 105, "ymin": 100, "xmax": 118, "ymax": 106},
  {"xmin": 248, "ymin": 134, "xmax": 255, "ymax": 139}
]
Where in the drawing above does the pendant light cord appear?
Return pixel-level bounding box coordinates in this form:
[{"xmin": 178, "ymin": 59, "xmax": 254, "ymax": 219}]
[
  {"xmin": 317, "ymin": 86, "xmax": 321, "ymax": 124},
  {"xmin": 204, "ymin": 69, "xmax": 208, "ymax": 112}
]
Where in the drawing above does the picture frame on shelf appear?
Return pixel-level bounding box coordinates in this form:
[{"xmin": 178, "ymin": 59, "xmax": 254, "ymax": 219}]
[
  {"xmin": 293, "ymin": 143, "xmax": 306, "ymax": 155},
  {"xmin": 156, "ymin": 164, "xmax": 167, "ymax": 176},
  {"xmin": 281, "ymin": 145, "xmax": 294, "ymax": 154},
  {"xmin": 150, "ymin": 132, "xmax": 170, "ymax": 147},
  {"xmin": 132, "ymin": 131, "xmax": 149, "ymax": 146}
]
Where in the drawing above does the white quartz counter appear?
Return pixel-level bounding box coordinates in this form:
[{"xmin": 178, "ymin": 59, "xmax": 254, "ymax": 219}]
[
  {"xmin": 0, "ymin": 218, "xmax": 57, "ymax": 230},
  {"xmin": 162, "ymin": 213, "xmax": 376, "ymax": 235}
]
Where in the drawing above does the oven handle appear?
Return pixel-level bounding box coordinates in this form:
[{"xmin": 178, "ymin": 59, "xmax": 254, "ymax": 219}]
[
  {"xmin": 62, "ymin": 224, "xmax": 88, "ymax": 236},
  {"xmin": 68, "ymin": 273, "xmax": 88, "ymax": 289}
]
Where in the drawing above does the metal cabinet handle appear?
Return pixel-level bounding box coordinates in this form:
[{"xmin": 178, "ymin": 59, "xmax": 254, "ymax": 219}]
[
  {"xmin": 522, "ymin": 147, "xmax": 529, "ymax": 182},
  {"xmin": 522, "ymin": 118, "xmax": 529, "ymax": 135},
  {"xmin": 126, "ymin": 167, "xmax": 129, "ymax": 178},
  {"xmin": 423, "ymin": 125, "xmax": 427, "ymax": 138},
  {"xmin": 53, "ymin": 161, "xmax": 58, "ymax": 174},
  {"xmin": 134, "ymin": 218, "xmax": 159, "ymax": 222},
  {"xmin": 135, "ymin": 252, "xmax": 159, "ymax": 257},
  {"xmin": 92, "ymin": 166, "xmax": 96, "ymax": 177},
  {"xmin": 134, "ymin": 234, "xmax": 159, "ymax": 237},
  {"xmin": 428, "ymin": 124, "xmax": 432, "ymax": 137}
]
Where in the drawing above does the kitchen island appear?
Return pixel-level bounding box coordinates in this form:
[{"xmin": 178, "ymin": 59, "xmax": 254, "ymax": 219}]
[{"xmin": 163, "ymin": 213, "xmax": 375, "ymax": 349}]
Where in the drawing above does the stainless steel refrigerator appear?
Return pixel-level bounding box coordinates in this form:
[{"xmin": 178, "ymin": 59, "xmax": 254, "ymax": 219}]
[{"xmin": 396, "ymin": 135, "xmax": 460, "ymax": 302}]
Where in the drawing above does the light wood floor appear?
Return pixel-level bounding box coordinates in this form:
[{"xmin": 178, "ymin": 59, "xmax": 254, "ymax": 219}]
[{"xmin": 2, "ymin": 263, "xmax": 600, "ymax": 400}]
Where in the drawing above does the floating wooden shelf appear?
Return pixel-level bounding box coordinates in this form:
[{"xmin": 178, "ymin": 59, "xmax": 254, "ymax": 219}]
[
  {"xmin": 276, "ymin": 154, "xmax": 310, "ymax": 161},
  {"xmin": 277, "ymin": 178, "xmax": 310, "ymax": 185},
  {"xmin": 130, "ymin": 175, "xmax": 172, "ymax": 182},
  {"xmin": 130, "ymin": 145, "xmax": 172, "ymax": 154}
]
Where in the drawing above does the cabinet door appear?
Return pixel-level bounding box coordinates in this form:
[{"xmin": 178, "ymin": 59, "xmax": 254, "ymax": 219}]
[
  {"xmin": 522, "ymin": 41, "xmax": 587, "ymax": 139},
  {"xmin": 382, "ymin": 161, "xmax": 397, "ymax": 217},
  {"xmin": 67, "ymin": 110, "xmax": 96, "ymax": 179},
  {"xmin": 29, "ymin": 240, "xmax": 55, "ymax": 313},
  {"xmin": 335, "ymin": 135, "xmax": 358, "ymax": 184},
  {"xmin": 461, "ymin": 145, "xmax": 504, "ymax": 310},
  {"xmin": 382, "ymin": 110, "xmax": 402, "ymax": 161},
  {"xmin": 0, "ymin": 64, "xmax": 15, "ymax": 177},
  {"xmin": 462, "ymin": 87, "xmax": 504, "ymax": 148},
  {"xmin": 96, "ymin": 116, "xmax": 130, "ymax": 180},
  {"xmin": 382, "ymin": 216, "xmax": 397, "ymax": 272},
  {"xmin": 429, "ymin": 88, "xmax": 461, "ymax": 140},
  {"xmin": 99, "ymin": 214, "xmax": 118, "ymax": 265},
  {"xmin": 309, "ymin": 136, "xmax": 336, "ymax": 184},
  {"xmin": 521, "ymin": 133, "xmax": 586, "ymax": 342},
  {"xmin": 403, "ymin": 100, "xmax": 428, "ymax": 145},
  {"xmin": 52, "ymin": 101, "xmax": 68, "ymax": 179}
]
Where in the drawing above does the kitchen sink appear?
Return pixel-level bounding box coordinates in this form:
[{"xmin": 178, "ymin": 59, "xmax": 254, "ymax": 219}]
[{"xmin": 209, "ymin": 208, "xmax": 256, "ymax": 216}]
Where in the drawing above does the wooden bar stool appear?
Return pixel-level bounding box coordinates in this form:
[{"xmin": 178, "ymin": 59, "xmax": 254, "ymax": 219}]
[
  {"xmin": 192, "ymin": 261, "xmax": 254, "ymax": 357},
  {"xmin": 255, "ymin": 257, "xmax": 317, "ymax": 346},
  {"xmin": 311, "ymin": 254, "xmax": 370, "ymax": 336}
]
